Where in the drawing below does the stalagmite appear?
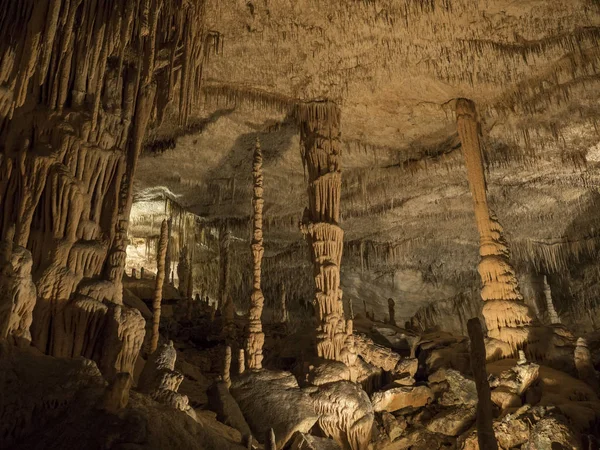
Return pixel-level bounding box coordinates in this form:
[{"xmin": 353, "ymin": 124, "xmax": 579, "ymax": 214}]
[
  {"xmin": 238, "ymin": 348, "xmax": 246, "ymax": 375},
  {"xmin": 178, "ymin": 246, "xmax": 190, "ymax": 298},
  {"xmin": 101, "ymin": 372, "xmax": 132, "ymax": 414},
  {"xmin": 574, "ymin": 338, "xmax": 599, "ymax": 391},
  {"xmin": 278, "ymin": 283, "xmax": 289, "ymax": 324},
  {"xmin": 165, "ymin": 218, "xmax": 173, "ymax": 285},
  {"xmin": 543, "ymin": 275, "xmax": 561, "ymax": 324},
  {"xmin": 139, "ymin": 341, "xmax": 190, "ymax": 412},
  {"xmin": 467, "ymin": 318, "xmax": 498, "ymax": 450},
  {"xmin": 266, "ymin": 429, "xmax": 277, "ymax": 450},
  {"xmin": 456, "ymin": 98, "xmax": 536, "ymax": 355},
  {"xmin": 223, "ymin": 345, "xmax": 232, "ymax": 388},
  {"xmin": 0, "ymin": 228, "xmax": 36, "ymax": 345},
  {"xmin": 387, "ymin": 298, "xmax": 396, "ymax": 326},
  {"xmin": 150, "ymin": 220, "xmax": 168, "ymax": 354},
  {"xmin": 246, "ymin": 137, "xmax": 266, "ymax": 370},
  {"xmin": 299, "ymin": 101, "xmax": 351, "ymax": 363}
]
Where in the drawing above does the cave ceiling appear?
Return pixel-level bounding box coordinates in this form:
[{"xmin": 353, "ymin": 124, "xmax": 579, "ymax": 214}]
[{"xmin": 132, "ymin": 0, "xmax": 600, "ymax": 320}]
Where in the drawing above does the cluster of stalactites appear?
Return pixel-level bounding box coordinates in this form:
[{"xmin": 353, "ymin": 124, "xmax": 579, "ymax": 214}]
[
  {"xmin": 456, "ymin": 98, "xmax": 536, "ymax": 354},
  {"xmin": 299, "ymin": 101, "xmax": 353, "ymax": 363},
  {"xmin": 246, "ymin": 137, "xmax": 265, "ymax": 370}
]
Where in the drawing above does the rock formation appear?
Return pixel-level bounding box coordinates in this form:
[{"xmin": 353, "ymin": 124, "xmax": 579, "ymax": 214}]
[
  {"xmin": 138, "ymin": 341, "xmax": 190, "ymax": 412},
  {"xmin": 387, "ymin": 298, "xmax": 396, "ymax": 327},
  {"xmin": 0, "ymin": 230, "xmax": 36, "ymax": 345},
  {"xmin": 456, "ymin": 98, "xmax": 537, "ymax": 355},
  {"xmin": 543, "ymin": 275, "xmax": 561, "ymax": 325},
  {"xmin": 574, "ymin": 337, "xmax": 599, "ymax": 391},
  {"xmin": 150, "ymin": 219, "xmax": 168, "ymax": 353},
  {"xmin": 246, "ymin": 137, "xmax": 265, "ymax": 370},
  {"xmin": 0, "ymin": 0, "xmax": 208, "ymax": 379},
  {"xmin": 178, "ymin": 246, "xmax": 191, "ymax": 298},
  {"xmin": 299, "ymin": 101, "xmax": 351, "ymax": 363}
]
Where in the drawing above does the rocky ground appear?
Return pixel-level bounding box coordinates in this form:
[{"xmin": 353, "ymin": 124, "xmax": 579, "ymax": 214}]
[{"xmin": 4, "ymin": 275, "xmax": 597, "ymax": 450}]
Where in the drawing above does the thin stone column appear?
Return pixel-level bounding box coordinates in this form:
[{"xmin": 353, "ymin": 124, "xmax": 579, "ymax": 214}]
[
  {"xmin": 246, "ymin": 137, "xmax": 265, "ymax": 369},
  {"xmin": 150, "ymin": 219, "xmax": 168, "ymax": 353}
]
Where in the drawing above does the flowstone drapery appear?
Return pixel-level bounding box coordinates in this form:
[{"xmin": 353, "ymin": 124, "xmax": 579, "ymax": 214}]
[
  {"xmin": 456, "ymin": 98, "xmax": 537, "ymax": 355},
  {"xmin": 299, "ymin": 101, "xmax": 353, "ymax": 363},
  {"xmin": 246, "ymin": 137, "xmax": 265, "ymax": 370},
  {"xmin": 0, "ymin": 0, "xmax": 208, "ymax": 379}
]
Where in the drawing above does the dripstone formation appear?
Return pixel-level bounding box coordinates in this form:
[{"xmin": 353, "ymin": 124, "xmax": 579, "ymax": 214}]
[
  {"xmin": 299, "ymin": 101, "xmax": 353, "ymax": 363},
  {"xmin": 246, "ymin": 137, "xmax": 266, "ymax": 370},
  {"xmin": 2, "ymin": 2, "xmax": 600, "ymax": 450},
  {"xmin": 456, "ymin": 98, "xmax": 537, "ymax": 356}
]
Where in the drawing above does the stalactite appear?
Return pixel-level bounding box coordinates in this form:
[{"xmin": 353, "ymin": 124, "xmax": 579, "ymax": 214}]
[
  {"xmin": 150, "ymin": 219, "xmax": 168, "ymax": 354},
  {"xmin": 299, "ymin": 101, "xmax": 352, "ymax": 363},
  {"xmin": 246, "ymin": 137, "xmax": 265, "ymax": 370},
  {"xmin": 456, "ymin": 98, "xmax": 536, "ymax": 356}
]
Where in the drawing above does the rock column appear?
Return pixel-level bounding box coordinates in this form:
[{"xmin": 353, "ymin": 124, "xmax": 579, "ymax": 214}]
[
  {"xmin": 246, "ymin": 137, "xmax": 265, "ymax": 370},
  {"xmin": 456, "ymin": 98, "xmax": 535, "ymax": 354},
  {"xmin": 299, "ymin": 101, "xmax": 351, "ymax": 362},
  {"xmin": 150, "ymin": 219, "xmax": 168, "ymax": 353},
  {"xmin": 543, "ymin": 275, "xmax": 561, "ymax": 324}
]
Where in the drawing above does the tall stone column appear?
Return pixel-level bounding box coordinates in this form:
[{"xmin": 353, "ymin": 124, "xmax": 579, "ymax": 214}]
[
  {"xmin": 456, "ymin": 99, "xmax": 536, "ymax": 353},
  {"xmin": 299, "ymin": 101, "xmax": 352, "ymax": 362},
  {"xmin": 246, "ymin": 137, "xmax": 265, "ymax": 370}
]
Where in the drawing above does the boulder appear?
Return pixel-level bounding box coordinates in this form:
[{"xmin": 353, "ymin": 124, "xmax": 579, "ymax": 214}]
[
  {"xmin": 371, "ymin": 385, "xmax": 433, "ymax": 412},
  {"xmin": 490, "ymin": 387, "xmax": 522, "ymax": 410},
  {"xmin": 426, "ymin": 405, "xmax": 476, "ymax": 436},
  {"xmin": 290, "ymin": 432, "xmax": 342, "ymax": 450},
  {"xmin": 428, "ymin": 369, "xmax": 477, "ymax": 406},
  {"xmin": 381, "ymin": 412, "xmax": 407, "ymax": 441},
  {"xmin": 523, "ymin": 416, "xmax": 580, "ymax": 450}
]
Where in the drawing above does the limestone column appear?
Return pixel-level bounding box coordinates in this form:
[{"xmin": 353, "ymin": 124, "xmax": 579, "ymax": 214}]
[
  {"xmin": 246, "ymin": 137, "xmax": 265, "ymax": 370},
  {"xmin": 165, "ymin": 217, "xmax": 173, "ymax": 285},
  {"xmin": 150, "ymin": 219, "xmax": 168, "ymax": 353},
  {"xmin": 299, "ymin": 101, "xmax": 350, "ymax": 362},
  {"xmin": 456, "ymin": 98, "xmax": 535, "ymax": 353}
]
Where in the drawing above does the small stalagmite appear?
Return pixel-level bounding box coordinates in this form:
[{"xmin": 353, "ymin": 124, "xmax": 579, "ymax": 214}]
[
  {"xmin": 456, "ymin": 98, "xmax": 536, "ymax": 355},
  {"xmin": 574, "ymin": 338, "xmax": 599, "ymax": 391},
  {"xmin": 299, "ymin": 101, "xmax": 352, "ymax": 363},
  {"xmin": 387, "ymin": 298, "xmax": 396, "ymax": 326},
  {"xmin": 246, "ymin": 137, "xmax": 266, "ymax": 370},
  {"xmin": 177, "ymin": 246, "xmax": 190, "ymax": 298},
  {"xmin": 150, "ymin": 219, "xmax": 169, "ymax": 353},
  {"xmin": 543, "ymin": 275, "xmax": 561, "ymax": 325}
]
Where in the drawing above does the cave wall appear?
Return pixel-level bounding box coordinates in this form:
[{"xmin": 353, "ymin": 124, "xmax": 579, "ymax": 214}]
[{"xmin": 0, "ymin": 0, "xmax": 208, "ymax": 377}]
